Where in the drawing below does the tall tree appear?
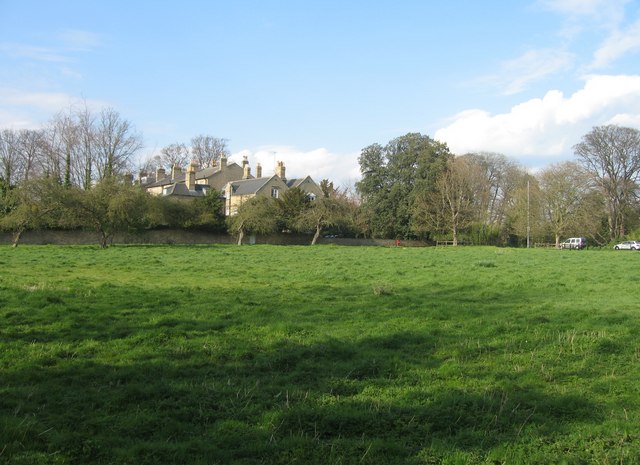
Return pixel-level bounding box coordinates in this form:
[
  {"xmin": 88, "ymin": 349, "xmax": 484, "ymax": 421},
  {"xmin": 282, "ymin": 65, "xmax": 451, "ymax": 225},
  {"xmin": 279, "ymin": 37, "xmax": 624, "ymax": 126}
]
[
  {"xmin": 94, "ymin": 107, "xmax": 143, "ymax": 181},
  {"xmin": 538, "ymin": 161, "xmax": 592, "ymax": 247},
  {"xmin": 413, "ymin": 156, "xmax": 488, "ymax": 245},
  {"xmin": 17, "ymin": 129, "xmax": 46, "ymax": 182},
  {"xmin": 159, "ymin": 143, "xmax": 190, "ymax": 171},
  {"xmin": 0, "ymin": 129, "xmax": 21, "ymax": 187},
  {"xmin": 574, "ymin": 125, "xmax": 640, "ymax": 239},
  {"xmin": 277, "ymin": 186, "xmax": 312, "ymax": 231},
  {"xmin": 356, "ymin": 133, "xmax": 452, "ymax": 239},
  {"xmin": 190, "ymin": 135, "xmax": 229, "ymax": 168},
  {"xmin": 465, "ymin": 152, "xmax": 522, "ymax": 228}
]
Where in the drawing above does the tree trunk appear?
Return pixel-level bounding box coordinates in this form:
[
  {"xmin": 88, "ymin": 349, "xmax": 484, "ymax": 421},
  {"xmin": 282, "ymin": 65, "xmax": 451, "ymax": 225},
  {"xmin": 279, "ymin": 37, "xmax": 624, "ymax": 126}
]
[
  {"xmin": 311, "ymin": 224, "xmax": 321, "ymax": 245},
  {"xmin": 99, "ymin": 231, "xmax": 110, "ymax": 248},
  {"xmin": 11, "ymin": 229, "xmax": 24, "ymax": 248},
  {"xmin": 237, "ymin": 228, "xmax": 244, "ymax": 245},
  {"xmin": 555, "ymin": 233, "xmax": 560, "ymax": 248},
  {"xmin": 452, "ymin": 224, "xmax": 458, "ymax": 246}
]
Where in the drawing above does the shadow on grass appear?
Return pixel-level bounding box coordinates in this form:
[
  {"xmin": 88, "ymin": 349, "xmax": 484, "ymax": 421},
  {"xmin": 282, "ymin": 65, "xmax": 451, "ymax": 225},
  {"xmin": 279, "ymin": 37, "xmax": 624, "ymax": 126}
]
[{"xmin": 0, "ymin": 281, "xmax": 611, "ymax": 464}]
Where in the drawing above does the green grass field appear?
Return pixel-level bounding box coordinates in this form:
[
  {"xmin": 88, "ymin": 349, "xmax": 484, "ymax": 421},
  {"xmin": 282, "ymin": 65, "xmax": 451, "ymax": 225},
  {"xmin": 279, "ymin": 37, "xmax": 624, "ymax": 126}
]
[{"xmin": 1, "ymin": 244, "xmax": 639, "ymax": 464}]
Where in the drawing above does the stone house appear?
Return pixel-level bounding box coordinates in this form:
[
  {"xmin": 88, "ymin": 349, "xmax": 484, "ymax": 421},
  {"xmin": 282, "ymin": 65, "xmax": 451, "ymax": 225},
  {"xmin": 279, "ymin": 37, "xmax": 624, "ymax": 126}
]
[
  {"xmin": 143, "ymin": 156, "xmax": 247, "ymax": 200},
  {"xmin": 142, "ymin": 156, "xmax": 323, "ymax": 215},
  {"xmin": 223, "ymin": 161, "xmax": 323, "ymax": 216}
]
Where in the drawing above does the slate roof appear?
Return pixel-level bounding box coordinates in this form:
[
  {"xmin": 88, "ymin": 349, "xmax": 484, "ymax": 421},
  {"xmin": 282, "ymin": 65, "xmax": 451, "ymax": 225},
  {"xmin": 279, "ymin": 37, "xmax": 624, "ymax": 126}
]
[
  {"xmin": 286, "ymin": 177, "xmax": 306, "ymax": 189},
  {"xmin": 228, "ymin": 177, "xmax": 274, "ymax": 195},
  {"xmin": 195, "ymin": 162, "xmax": 242, "ymax": 180},
  {"xmin": 144, "ymin": 162, "xmax": 243, "ymax": 188},
  {"xmin": 145, "ymin": 172, "xmax": 185, "ymax": 188},
  {"xmin": 163, "ymin": 183, "xmax": 209, "ymax": 197}
]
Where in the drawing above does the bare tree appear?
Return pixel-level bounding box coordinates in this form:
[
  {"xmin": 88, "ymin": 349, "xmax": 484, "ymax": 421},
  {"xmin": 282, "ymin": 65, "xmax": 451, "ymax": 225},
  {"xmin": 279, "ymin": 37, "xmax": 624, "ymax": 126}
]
[
  {"xmin": 190, "ymin": 135, "xmax": 229, "ymax": 168},
  {"xmin": 539, "ymin": 161, "xmax": 594, "ymax": 247},
  {"xmin": 574, "ymin": 125, "xmax": 640, "ymax": 239},
  {"xmin": 94, "ymin": 107, "xmax": 143, "ymax": 181},
  {"xmin": 44, "ymin": 110, "xmax": 80, "ymax": 187},
  {"xmin": 159, "ymin": 143, "xmax": 190, "ymax": 171},
  {"xmin": 74, "ymin": 106, "xmax": 96, "ymax": 189},
  {"xmin": 17, "ymin": 129, "xmax": 46, "ymax": 182},
  {"xmin": 0, "ymin": 129, "xmax": 21, "ymax": 186},
  {"xmin": 465, "ymin": 152, "xmax": 522, "ymax": 228},
  {"xmin": 414, "ymin": 156, "xmax": 488, "ymax": 246}
]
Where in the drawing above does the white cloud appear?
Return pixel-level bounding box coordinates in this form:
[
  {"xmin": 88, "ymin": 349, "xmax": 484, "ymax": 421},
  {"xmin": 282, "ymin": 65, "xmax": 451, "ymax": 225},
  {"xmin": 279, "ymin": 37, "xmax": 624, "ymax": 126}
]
[
  {"xmin": 590, "ymin": 17, "xmax": 640, "ymax": 69},
  {"xmin": 230, "ymin": 145, "xmax": 360, "ymax": 188},
  {"xmin": 537, "ymin": 0, "xmax": 629, "ymax": 30},
  {"xmin": 498, "ymin": 49, "xmax": 575, "ymax": 95},
  {"xmin": 0, "ymin": 43, "xmax": 70, "ymax": 63},
  {"xmin": 0, "ymin": 88, "xmax": 110, "ymax": 129},
  {"xmin": 434, "ymin": 75, "xmax": 640, "ymax": 164},
  {"xmin": 56, "ymin": 29, "xmax": 102, "ymax": 51}
]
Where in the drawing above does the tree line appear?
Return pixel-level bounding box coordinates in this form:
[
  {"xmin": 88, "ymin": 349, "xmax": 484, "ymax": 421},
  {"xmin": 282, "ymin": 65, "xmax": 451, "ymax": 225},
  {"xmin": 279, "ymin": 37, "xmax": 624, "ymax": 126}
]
[
  {"xmin": 1, "ymin": 104, "xmax": 639, "ymax": 247},
  {"xmin": 356, "ymin": 127, "xmax": 640, "ymax": 246}
]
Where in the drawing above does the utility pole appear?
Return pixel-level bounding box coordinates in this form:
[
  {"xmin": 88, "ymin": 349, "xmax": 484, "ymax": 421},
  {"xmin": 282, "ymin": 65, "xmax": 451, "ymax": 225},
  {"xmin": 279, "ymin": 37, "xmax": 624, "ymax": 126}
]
[{"xmin": 527, "ymin": 177, "xmax": 530, "ymax": 249}]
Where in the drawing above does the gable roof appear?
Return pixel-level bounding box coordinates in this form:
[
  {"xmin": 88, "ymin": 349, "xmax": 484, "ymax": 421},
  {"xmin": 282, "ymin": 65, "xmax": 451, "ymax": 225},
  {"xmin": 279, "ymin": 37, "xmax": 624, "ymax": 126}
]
[
  {"xmin": 286, "ymin": 177, "xmax": 312, "ymax": 189},
  {"xmin": 163, "ymin": 183, "xmax": 208, "ymax": 197},
  {"xmin": 195, "ymin": 162, "xmax": 242, "ymax": 180},
  {"xmin": 145, "ymin": 162, "xmax": 244, "ymax": 189},
  {"xmin": 145, "ymin": 172, "xmax": 185, "ymax": 188},
  {"xmin": 227, "ymin": 176, "xmax": 276, "ymax": 195}
]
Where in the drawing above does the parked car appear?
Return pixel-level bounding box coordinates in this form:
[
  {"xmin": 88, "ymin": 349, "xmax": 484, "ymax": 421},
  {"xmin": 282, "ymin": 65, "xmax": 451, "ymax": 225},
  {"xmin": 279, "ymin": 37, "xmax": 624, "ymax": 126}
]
[
  {"xmin": 560, "ymin": 237, "xmax": 587, "ymax": 249},
  {"xmin": 613, "ymin": 240, "xmax": 640, "ymax": 250}
]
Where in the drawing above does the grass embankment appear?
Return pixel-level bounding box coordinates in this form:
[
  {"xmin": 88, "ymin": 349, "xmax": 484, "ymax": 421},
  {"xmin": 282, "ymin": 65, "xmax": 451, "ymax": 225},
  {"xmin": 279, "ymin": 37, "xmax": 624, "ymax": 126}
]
[{"xmin": 0, "ymin": 245, "xmax": 638, "ymax": 464}]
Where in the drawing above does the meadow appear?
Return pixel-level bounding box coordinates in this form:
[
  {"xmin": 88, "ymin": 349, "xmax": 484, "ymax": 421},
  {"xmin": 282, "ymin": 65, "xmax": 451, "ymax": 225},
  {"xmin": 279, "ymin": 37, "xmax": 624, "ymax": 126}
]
[{"xmin": 0, "ymin": 244, "xmax": 638, "ymax": 464}]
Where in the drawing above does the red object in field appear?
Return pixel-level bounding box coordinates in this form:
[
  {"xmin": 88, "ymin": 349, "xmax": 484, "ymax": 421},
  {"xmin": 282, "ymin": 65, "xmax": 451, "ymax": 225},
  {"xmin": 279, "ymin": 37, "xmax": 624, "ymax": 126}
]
[{"xmin": 395, "ymin": 239, "xmax": 401, "ymax": 247}]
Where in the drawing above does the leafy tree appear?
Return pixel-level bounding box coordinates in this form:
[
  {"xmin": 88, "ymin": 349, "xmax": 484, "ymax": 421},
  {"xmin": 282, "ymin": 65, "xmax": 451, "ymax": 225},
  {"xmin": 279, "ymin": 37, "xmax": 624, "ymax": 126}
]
[
  {"xmin": 61, "ymin": 177, "xmax": 151, "ymax": 248},
  {"xmin": 319, "ymin": 179, "xmax": 337, "ymax": 198},
  {"xmin": 574, "ymin": 125, "xmax": 640, "ymax": 239},
  {"xmin": 0, "ymin": 178, "xmax": 63, "ymax": 246},
  {"xmin": 227, "ymin": 197, "xmax": 279, "ymax": 245},
  {"xmin": 277, "ymin": 187, "xmax": 311, "ymax": 231},
  {"xmin": 356, "ymin": 133, "xmax": 452, "ymax": 239},
  {"xmin": 185, "ymin": 191, "xmax": 226, "ymax": 232},
  {"xmin": 295, "ymin": 196, "xmax": 352, "ymax": 245}
]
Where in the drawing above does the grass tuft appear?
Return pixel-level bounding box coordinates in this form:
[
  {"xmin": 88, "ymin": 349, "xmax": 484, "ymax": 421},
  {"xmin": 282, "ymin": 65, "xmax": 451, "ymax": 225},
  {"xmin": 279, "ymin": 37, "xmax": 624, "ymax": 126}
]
[{"xmin": 372, "ymin": 284, "xmax": 394, "ymax": 296}]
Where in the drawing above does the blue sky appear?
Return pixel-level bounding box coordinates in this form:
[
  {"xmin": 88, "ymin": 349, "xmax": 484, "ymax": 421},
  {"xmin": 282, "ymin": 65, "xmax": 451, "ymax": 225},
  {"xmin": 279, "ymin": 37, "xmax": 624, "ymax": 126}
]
[{"xmin": 1, "ymin": 0, "xmax": 640, "ymax": 186}]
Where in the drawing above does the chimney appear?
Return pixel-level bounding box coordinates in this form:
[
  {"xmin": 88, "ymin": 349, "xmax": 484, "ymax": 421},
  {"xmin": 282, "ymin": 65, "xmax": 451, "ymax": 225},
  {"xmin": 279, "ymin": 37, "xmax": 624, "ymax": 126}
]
[
  {"xmin": 276, "ymin": 161, "xmax": 286, "ymax": 182},
  {"xmin": 219, "ymin": 155, "xmax": 227, "ymax": 171},
  {"xmin": 172, "ymin": 164, "xmax": 182, "ymax": 179},
  {"xmin": 156, "ymin": 167, "xmax": 166, "ymax": 181},
  {"xmin": 186, "ymin": 161, "xmax": 197, "ymax": 190},
  {"xmin": 243, "ymin": 164, "xmax": 251, "ymax": 179},
  {"xmin": 256, "ymin": 163, "xmax": 262, "ymax": 178},
  {"xmin": 242, "ymin": 155, "xmax": 249, "ymax": 169}
]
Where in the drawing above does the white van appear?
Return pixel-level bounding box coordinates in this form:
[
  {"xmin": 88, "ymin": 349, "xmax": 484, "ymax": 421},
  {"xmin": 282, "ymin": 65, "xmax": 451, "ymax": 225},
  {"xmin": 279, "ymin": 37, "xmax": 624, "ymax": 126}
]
[{"xmin": 560, "ymin": 237, "xmax": 587, "ymax": 249}]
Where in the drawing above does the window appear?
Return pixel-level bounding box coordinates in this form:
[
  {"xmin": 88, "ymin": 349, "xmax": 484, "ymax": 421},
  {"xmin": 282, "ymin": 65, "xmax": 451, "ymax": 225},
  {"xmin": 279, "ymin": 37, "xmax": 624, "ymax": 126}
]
[
  {"xmin": 308, "ymin": 193, "xmax": 317, "ymax": 201},
  {"xmin": 271, "ymin": 187, "xmax": 279, "ymax": 198}
]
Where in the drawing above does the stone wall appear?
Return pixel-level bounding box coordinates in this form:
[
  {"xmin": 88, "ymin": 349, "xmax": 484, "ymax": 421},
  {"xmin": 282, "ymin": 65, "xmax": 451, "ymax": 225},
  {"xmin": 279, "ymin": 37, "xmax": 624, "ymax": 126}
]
[{"xmin": 0, "ymin": 229, "xmax": 428, "ymax": 247}]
